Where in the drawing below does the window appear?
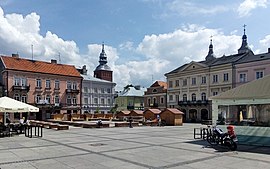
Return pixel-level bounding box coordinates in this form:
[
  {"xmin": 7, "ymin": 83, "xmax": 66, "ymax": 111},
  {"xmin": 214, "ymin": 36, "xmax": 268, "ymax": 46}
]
[
  {"xmin": 67, "ymin": 81, "xmax": 72, "ymax": 89},
  {"xmin": 101, "ymin": 98, "xmax": 105, "ymax": 105},
  {"xmin": 107, "ymin": 88, "xmax": 111, "ymax": 93},
  {"xmin": 55, "ymin": 95, "xmax": 60, "ymax": 104},
  {"xmin": 94, "ymin": 98, "xmax": 98, "ymax": 104},
  {"xmin": 84, "ymin": 97, "xmax": 88, "ymax": 104},
  {"xmin": 169, "ymin": 95, "xmax": 173, "ymax": 101},
  {"xmin": 152, "ymin": 89, "xmax": 157, "ymax": 93},
  {"xmin": 223, "ymin": 73, "xmax": 229, "ymax": 82},
  {"xmin": 176, "ymin": 95, "xmax": 179, "ymax": 102},
  {"xmin": 67, "ymin": 95, "xmax": 72, "ymax": 105},
  {"xmin": 21, "ymin": 78, "xmax": 27, "ymax": 86},
  {"xmin": 101, "ymin": 88, "xmax": 105, "ymax": 93},
  {"xmin": 161, "ymin": 97, "xmax": 164, "ymax": 104},
  {"xmin": 213, "ymin": 91, "xmax": 218, "ymax": 96},
  {"xmin": 191, "ymin": 77, "xmax": 196, "ymax": 85},
  {"xmin": 94, "ymin": 88, "xmax": 98, "ymax": 93},
  {"xmin": 183, "ymin": 79, "xmax": 187, "ymax": 86},
  {"xmin": 46, "ymin": 80, "xmax": 51, "ymax": 88},
  {"xmin": 201, "ymin": 93, "xmax": 206, "ymax": 101},
  {"xmin": 36, "ymin": 79, "xmax": 42, "ymax": 88},
  {"xmin": 14, "ymin": 77, "xmax": 20, "ymax": 86},
  {"xmin": 72, "ymin": 82, "xmax": 77, "ymax": 89},
  {"xmin": 201, "ymin": 76, "xmax": 206, "ymax": 84},
  {"xmin": 169, "ymin": 81, "xmax": 173, "ymax": 88},
  {"xmin": 148, "ymin": 98, "xmax": 151, "ymax": 105},
  {"xmin": 36, "ymin": 94, "xmax": 42, "ymax": 103},
  {"xmin": 183, "ymin": 94, "xmax": 187, "ymax": 101},
  {"xmin": 153, "ymin": 98, "xmax": 156, "ymax": 104},
  {"xmin": 14, "ymin": 93, "xmax": 20, "ymax": 101},
  {"xmin": 84, "ymin": 87, "xmax": 88, "ymax": 93},
  {"xmin": 175, "ymin": 80, "xmax": 179, "ymax": 87},
  {"xmin": 256, "ymin": 71, "xmax": 264, "ymax": 79},
  {"xmin": 55, "ymin": 80, "xmax": 60, "ymax": 89},
  {"xmin": 72, "ymin": 96, "xmax": 77, "ymax": 105},
  {"xmin": 239, "ymin": 73, "xmax": 247, "ymax": 82},
  {"xmin": 213, "ymin": 75, "xmax": 218, "ymax": 83},
  {"xmin": 46, "ymin": 95, "xmax": 51, "ymax": 104},
  {"xmin": 107, "ymin": 98, "xmax": 111, "ymax": 105},
  {"xmin": 21, "ymin": 94, "xmax": 27, "ymax": 103},
  {"xmin": 191, "ymin": 93, "xmax": 196, "ymax": 101}
]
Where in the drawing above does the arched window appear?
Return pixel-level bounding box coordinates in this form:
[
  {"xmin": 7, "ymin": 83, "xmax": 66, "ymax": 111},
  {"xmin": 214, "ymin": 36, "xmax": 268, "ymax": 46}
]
[
  {"xmin": 201, "ymin": 93, "xmax": 206, "ymax": 101},
  {"xmin": 148, "ymin": 98, "xmax": 151, "ymax": 106},
  {"xmin": 191, "ymin": 93, "xmax": 196, "ymax": 101},
  {"xmin": 183, "ymin": 94, "xmax": 187, "ymax": 101},
  {"xmin": 21, "ymin": 94, "xmax": 27, "ymax": 103},
  {"xmin": 153, "ymin": 97, "xmax": 156, "ymax": 104}
]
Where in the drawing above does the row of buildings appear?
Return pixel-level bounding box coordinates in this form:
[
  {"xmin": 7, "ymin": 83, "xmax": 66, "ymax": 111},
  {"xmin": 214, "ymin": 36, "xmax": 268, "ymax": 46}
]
[
  {"xmin": 1, "ymin": 27, "xmax": 270, "ymax": 124},
  {"xmin": 0, "ymin": 44, "xmax": 116, "ymax": 121},
  {"xmin": 162, "ymin": 27, "xmax": 270, "ymax": 123}
]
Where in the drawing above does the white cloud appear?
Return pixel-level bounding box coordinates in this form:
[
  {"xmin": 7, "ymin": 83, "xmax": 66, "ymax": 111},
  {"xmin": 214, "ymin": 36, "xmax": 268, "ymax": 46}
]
[
  {"xmin": 0, "ymin": 7, "xmax": 81, "ymax": 67},
  {"xmin": 237, "ymin": 0, "xmax": 268, "ymax": 17},
  {"xmin": 0, "ymin": 7, "xmax": 250, "ymax": 91},
  {"xmin": 164, "ymin": 1, "xmax": 229, "ymax": 16},
  {"xmin": 137, "ymin": 24, "xmax": 241, "ymax": 70},
  {"xmin": 257, "ymin": 34, "xmax": 270, "ymax": 53}
]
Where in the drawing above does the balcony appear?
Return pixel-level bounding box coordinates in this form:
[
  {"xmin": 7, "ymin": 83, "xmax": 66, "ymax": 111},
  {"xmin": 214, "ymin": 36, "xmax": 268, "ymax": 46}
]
[
  {"xmin": 178, "ymin": 100, "xmax": 208, "ymax": 106},
  {"xmin": 65, "ymin": 89, "xmax": 80, "ymax": 94},
  {"xmin": 54, "ymin": 88, "xmax": 60, "ymax": 93},
  {"xmin": 35, "ymin": 86, "xmax": 42, "ymax": 92},
  {"xmin": 12, "ymin": 85, "xmax": 30, "ymax": 92},
  {"xmin": 45, "ymin": 87, "xmax": 51, "ymax": 92}
]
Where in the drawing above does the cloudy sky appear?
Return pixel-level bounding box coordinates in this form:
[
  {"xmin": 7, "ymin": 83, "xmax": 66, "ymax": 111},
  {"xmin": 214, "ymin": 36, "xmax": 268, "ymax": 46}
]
[{"xmin": 0, "ymin": 0, "xmax": 270, "ymax": 90}]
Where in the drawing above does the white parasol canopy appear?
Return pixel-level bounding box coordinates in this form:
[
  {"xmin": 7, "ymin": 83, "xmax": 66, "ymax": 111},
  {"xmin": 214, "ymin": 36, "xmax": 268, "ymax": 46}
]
[{"xmin": 0, "ymin": 96, "xmax": 39, "ymax": 112}]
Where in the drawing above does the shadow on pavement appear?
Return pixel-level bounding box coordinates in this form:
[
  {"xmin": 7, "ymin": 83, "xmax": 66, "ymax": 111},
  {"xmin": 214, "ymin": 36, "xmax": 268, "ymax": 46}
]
[{"xmin": 186, "ymin": 139, "xmax": 270, "ymax": 155}]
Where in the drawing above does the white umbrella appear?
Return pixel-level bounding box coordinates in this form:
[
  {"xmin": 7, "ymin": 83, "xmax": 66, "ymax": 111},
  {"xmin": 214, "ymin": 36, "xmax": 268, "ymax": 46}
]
[
  {"xmin": 0, "ymin": 97, "xmax": 39, "ymax": 124},
  {"xmin": 0, "ymin": 97, "xmax": 39, "ymax": 112}
]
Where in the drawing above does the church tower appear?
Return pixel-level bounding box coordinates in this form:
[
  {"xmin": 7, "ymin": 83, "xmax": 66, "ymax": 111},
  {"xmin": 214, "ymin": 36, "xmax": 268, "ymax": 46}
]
[
  {"xmin": 238, "ymin": 24, "xmax": 253, "ymax": 54},
  {"xmin": 94, "ymin": 43, "xmax": 113, "ymax": 82}
]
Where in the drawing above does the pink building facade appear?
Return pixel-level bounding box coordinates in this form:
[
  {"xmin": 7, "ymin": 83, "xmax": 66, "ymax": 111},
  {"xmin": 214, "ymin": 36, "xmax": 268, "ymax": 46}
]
[{"xmin": 0, "ymin": 55, "xmax": 82, "ymax": 121}]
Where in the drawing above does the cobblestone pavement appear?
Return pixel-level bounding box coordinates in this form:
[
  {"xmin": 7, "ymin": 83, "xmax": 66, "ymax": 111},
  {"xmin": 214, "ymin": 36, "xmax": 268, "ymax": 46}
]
[{"xmin": 0, "ymin": 123, "xmax": 269, "ymax": 169}]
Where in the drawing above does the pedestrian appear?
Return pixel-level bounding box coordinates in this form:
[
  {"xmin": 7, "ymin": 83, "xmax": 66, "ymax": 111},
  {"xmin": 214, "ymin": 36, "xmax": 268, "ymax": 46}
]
[
  {"xmin": 128, "ymin": 116, "xmax": 133, "ymax": 128},
  {"xmin": 157, "ymin": 114, "xmax": 161, "ymax": 127}
]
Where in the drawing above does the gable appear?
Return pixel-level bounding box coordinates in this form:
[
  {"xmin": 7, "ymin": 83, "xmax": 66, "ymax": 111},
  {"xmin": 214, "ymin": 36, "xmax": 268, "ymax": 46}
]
[{"xmin": 181, "ymin": 61, "xmax": 208, "ymax": 72}]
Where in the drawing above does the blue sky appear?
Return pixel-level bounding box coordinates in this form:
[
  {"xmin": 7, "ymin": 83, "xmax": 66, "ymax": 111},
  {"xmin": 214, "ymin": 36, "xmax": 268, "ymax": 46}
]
[{"xmin": 0, "ymin": 0, "xmax": 270, "ymax": 90}]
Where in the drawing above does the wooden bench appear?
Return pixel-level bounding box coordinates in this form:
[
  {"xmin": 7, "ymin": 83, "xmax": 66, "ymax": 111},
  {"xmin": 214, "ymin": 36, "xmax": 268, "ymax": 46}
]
[
  {"xmin": 82, "ymin": 123, "xmax": 110, "ymax": 128},
  {"xmin": 115, "ymin": 122, "xmax": 139, "ymax": 127},
  {"xmin": 144, "ymin": 121, "xmax": 158, "ymax": 126},
  {"xmin": 57, "ymin": 125, "xmax": 69, "ymax": 130}
]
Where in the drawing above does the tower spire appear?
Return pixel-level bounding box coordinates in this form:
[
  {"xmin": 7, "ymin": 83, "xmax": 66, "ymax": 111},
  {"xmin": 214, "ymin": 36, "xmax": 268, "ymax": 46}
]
[
  {"xmin": 238, "ymin": 24, "xmax": 252, "ymax": 54},
  {"xmin": 205, "ymin": 35, "xmax": 215, "ymax": 61},
  {"xmin": 99, "ymin": 42, "xmax": 107, "ymax": 65},
  {"xmin": 94, "ymin": 42, "xmax": 112, "ymax": 81}
]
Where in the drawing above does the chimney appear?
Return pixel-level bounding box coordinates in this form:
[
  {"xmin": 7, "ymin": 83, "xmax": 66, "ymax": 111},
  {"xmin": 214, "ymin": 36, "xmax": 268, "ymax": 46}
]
[
  {"xmin": 82, "ymin": 65, "xmax": 87, "ymax": 75},
  {"xmin": 51, "ymin": 59, "xmax": 57, "ymax": 64},
  {"xmin": 268, "ymin": 48, "xmax": 270, "ymax": 53},
  {"xmin": 12, "ymin": 53, "xmax": 19, "ymax": 58}
]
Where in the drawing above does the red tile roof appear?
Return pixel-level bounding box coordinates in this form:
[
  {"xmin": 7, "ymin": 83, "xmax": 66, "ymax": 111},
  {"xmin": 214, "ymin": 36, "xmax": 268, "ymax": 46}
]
[
  {"xmin": 1, "ymin": 55, "xmax": 81, "ymax": 77},
  {"xmin": 150, "ymin": 81, "xmax": 167, "ymax": 89}
]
